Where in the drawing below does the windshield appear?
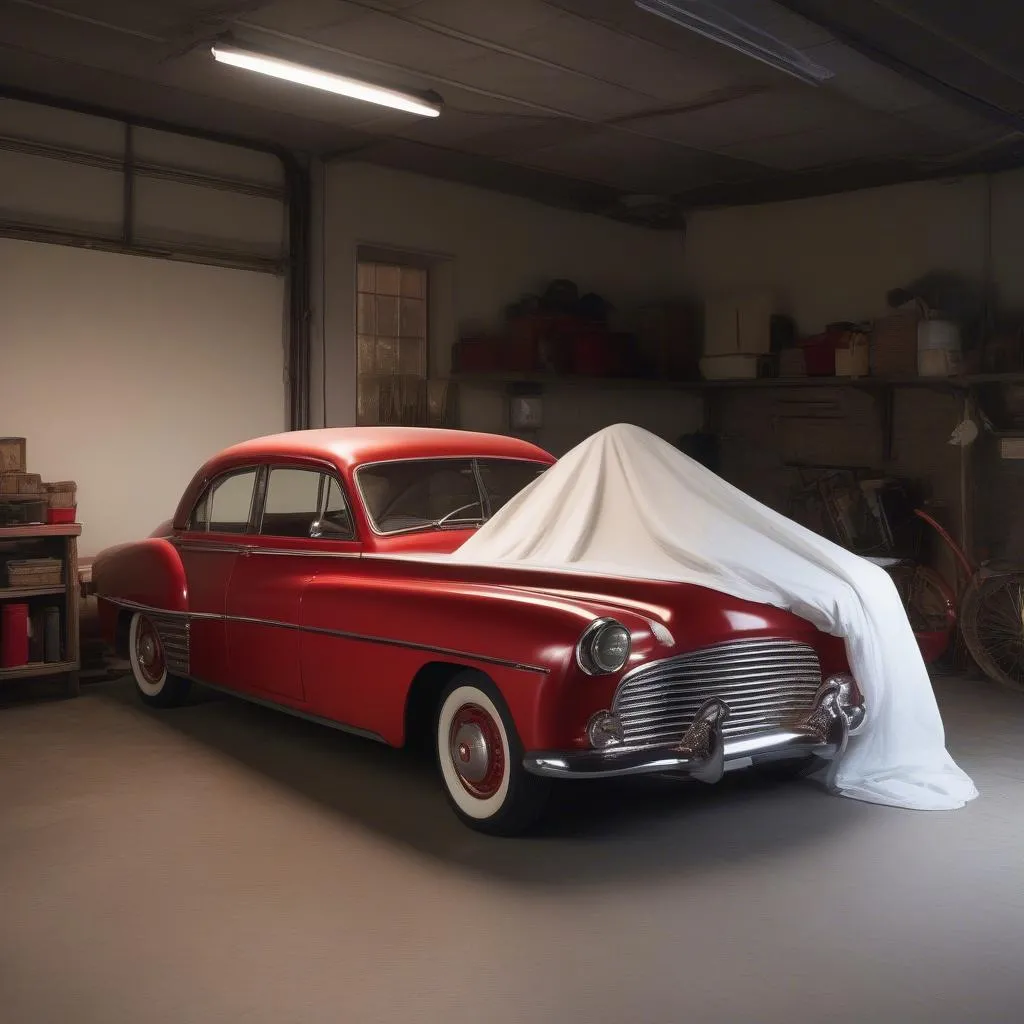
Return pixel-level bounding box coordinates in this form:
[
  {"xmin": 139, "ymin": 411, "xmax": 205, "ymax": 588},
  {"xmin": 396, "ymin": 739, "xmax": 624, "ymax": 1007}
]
[{"xmin": 355, "ymin": 457, "xmax": 548, "ymax": 535}]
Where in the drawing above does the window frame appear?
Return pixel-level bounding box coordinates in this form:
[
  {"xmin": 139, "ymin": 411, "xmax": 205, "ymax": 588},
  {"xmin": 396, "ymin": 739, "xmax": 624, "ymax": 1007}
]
[
  {"xmin": 253, "ymin": 462, "xmax": 358, "ymax": 542},
  {"xmin": 353, "ymin": 455, "xmax": 549, "ymax": 537},
  {"xmin": 187, "ymin": 465, "xmax": 261, "ymax": 536},
  {"xmin": 355, "ymin": 254, "xmax": 430, "ymax": 427}
]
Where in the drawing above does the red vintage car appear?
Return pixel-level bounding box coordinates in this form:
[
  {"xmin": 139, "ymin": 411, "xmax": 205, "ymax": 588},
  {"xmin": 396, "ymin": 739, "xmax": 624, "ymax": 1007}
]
[{"xmin": 94, "ymin": 427, "xmax": 866, "ymax": 834}]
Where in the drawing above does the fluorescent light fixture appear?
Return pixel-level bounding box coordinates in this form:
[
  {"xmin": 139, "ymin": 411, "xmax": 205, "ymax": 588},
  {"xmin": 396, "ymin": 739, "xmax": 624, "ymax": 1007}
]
[
  {"xmin": 635, "ymin": 0, "xmax": 834, "ymax": 86},
  {"xmin": 210, "ymin": 43, "xmax": 442, "ymax": 117}
]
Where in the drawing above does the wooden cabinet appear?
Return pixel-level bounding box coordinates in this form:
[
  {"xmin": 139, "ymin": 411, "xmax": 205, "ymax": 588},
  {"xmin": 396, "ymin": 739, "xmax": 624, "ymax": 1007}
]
[{"xmin": 0, "ymin": 524, "xmax": 80, "ymax": 696}]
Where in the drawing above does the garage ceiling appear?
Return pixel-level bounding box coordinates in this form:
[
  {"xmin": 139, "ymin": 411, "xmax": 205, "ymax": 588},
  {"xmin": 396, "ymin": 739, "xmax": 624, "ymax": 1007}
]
[{"xmin": 1, "ymin": 0, "xmax": 1022, "ymax": 221}]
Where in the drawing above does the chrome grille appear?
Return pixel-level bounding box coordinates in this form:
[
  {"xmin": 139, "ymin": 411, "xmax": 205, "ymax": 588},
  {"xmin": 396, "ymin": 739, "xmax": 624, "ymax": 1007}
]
[
  {"xmin": 153, "ymin": 616, "xmax": 190, "ymax": 676},
  {"xmin": 612, "ymin": 638, "xmax": 821, "ymax": 748}
]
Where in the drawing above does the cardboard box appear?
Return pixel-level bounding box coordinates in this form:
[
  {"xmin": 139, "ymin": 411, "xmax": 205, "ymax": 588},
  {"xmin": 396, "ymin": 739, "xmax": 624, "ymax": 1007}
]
[{"xmin": 703, "ymin": 291, "xmax": 775, "ymax": 356}]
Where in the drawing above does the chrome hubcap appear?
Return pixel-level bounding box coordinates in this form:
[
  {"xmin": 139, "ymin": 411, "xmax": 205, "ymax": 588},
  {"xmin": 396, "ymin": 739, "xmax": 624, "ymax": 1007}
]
[
  {"xmin": 450, "ymin": 722, "xmax": 490, "ymax": 783},
  {"xmin": 447, "ymin": 703, "xmax": 505, "ymax": 799},
  {"xmin": 136, "ymin": 619, "xmax": 164, "ymax": 684}
]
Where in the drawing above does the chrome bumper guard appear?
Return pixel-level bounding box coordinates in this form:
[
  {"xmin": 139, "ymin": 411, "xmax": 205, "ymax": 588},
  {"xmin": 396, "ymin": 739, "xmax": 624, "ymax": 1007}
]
[{"xmin": 523, "ymin": 682, "xmax": 864, "ymax": 790}]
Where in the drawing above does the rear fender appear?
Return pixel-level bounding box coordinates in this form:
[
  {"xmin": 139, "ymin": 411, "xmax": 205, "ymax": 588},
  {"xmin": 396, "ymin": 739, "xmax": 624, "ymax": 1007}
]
[{"xmin": 94, "ymin": 538, "xmax": 188, "ymax": 647}]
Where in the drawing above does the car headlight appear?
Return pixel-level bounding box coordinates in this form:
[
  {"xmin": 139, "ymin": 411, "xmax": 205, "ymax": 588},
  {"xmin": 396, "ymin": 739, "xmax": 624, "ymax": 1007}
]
[{"xmin": 576, "ymin": 618, "xmax": 631, "ymax": 675}]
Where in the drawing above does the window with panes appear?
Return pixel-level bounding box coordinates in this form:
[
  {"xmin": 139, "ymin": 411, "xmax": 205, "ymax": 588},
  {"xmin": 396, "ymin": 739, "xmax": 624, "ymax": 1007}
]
[{"xmin": 356, "ymin": 261, "xmax": 428, "ymax": 426}]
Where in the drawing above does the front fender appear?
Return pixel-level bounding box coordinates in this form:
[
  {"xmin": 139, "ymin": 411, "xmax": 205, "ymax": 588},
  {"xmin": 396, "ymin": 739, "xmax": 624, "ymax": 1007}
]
[{"xmin": 300, "ymin": 570, "xmax": 653, "ymax": 749}]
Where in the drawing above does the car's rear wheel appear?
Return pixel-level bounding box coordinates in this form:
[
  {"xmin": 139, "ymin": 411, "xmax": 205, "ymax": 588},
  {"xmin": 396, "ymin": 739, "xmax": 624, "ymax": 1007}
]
[
  {"xmin": 435, "ymin": 673, "xmax": 549, "ymax": 836},
  {"xmin": 128, "ymin": 612, "xmax": 191, "ymax": 708}
]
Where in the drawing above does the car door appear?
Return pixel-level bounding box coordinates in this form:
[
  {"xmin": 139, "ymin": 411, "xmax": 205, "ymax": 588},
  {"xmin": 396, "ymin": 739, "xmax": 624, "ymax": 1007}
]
[
  {"xmin": 175, "ymin": 466, "xmax": 259, "ymax": 686},
  {"xmin": 225, "ymin": 463, "xmax": 360, "ymax": 703}
]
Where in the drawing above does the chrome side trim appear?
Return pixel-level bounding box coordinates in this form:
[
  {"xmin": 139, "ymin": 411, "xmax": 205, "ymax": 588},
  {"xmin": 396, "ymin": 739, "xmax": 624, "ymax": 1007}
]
[
  {"xmin": 175, "ymin": 541, "xmax": 247, "ymax": 554},
  {"xmin": 101, "ymin": 596, "xmax": 549, "ymax": 674},
  {"xmin": 244, "ymin": 547, "xmax": 363, "ymax": 559},
  {"xmin": 191, "ymin": 677, "xmax": 388, "ymax": 745}
]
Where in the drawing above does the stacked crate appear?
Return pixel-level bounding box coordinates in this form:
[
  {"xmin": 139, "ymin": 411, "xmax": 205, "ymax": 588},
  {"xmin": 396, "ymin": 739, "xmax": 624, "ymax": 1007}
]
[{"xmin": 0, "ymin": 438, "xmax": 76, "ymax": 526}]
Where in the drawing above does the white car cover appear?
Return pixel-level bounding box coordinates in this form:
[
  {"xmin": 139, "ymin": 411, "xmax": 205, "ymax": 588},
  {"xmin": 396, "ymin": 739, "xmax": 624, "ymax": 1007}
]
[{"xmin": 450, "ymin": 423, "xmax": 977, "ymax": 811}]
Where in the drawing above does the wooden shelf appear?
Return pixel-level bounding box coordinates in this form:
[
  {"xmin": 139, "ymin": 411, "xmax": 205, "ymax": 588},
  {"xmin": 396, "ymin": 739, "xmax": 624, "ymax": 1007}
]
[
  {"xmin": 0, "ymin": 523, "xmax": 81, "ymax": 539},
  {"xmin": 453, "ymin": 371, "xmax": 1024, "ymax": 393},
  {"xmin": 0, "ymin": 523, "xmax": 81, "ymax": 694},
  {"xmin": 0, "ymin": 659, "xmax": 77, "ymax": 681},
  {"xmin": 0, "ymin": 585, "xmax": 65, "ymax": 600}
]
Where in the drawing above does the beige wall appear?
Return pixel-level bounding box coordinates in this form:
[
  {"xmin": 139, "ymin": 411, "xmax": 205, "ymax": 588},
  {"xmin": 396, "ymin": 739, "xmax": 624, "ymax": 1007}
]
[
  {"xmin": 316, "ymin": 161, "xmax": 700, "ymax": 454},
  {"xmin": 683, "ymin": 170, "xmax": 1024, "ymax": 333},
  {"xmin": 0, "ymin": 240, "xmax": 287, "ymax": 556}
]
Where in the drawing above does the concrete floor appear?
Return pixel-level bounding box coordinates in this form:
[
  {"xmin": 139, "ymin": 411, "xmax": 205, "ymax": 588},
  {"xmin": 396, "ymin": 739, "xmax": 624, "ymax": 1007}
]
[{"xmin": 1, "ymin": 674, "xmax": 1022, "ymax": 1024}]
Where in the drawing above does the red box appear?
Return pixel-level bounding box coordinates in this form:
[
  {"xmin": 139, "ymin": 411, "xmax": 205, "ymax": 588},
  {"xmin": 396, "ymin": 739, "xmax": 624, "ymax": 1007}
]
[
  {"xmin": 1, "ymin": 602, "xmax": 30, "ymax": 668},
  {"xmin": 47, "ymin": 506, "xmax": 76, "ymax": 524},
  {"xmin": 572, "ymin": 329, "xmax": 618, "ymax": 376},
  {"xmin": 800, "ymin": 330, "xmax": 840, "ymax": 376},
  {"xmin": 452, "ymin": 338, "xmax": 501, "ymax": 374}
]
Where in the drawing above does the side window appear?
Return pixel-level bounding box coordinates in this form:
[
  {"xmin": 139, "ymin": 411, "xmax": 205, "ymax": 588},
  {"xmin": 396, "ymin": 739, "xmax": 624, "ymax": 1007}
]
[
  {"xmin": 260, "ymin": 468, "xmax": 323, "ymax": 538},
  {"xmin": 193, "ymin": 469, "xmax": 258, "ymax": 534},
  {"xmin": 258, "ymin": 468, "xmax": 355, "ymax": 540}
]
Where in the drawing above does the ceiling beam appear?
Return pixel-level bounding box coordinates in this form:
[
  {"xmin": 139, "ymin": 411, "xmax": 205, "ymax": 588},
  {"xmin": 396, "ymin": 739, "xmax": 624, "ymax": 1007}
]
[{"xmin": 773, "ymin": 0, "xmax": 1024, "ymax": 134}]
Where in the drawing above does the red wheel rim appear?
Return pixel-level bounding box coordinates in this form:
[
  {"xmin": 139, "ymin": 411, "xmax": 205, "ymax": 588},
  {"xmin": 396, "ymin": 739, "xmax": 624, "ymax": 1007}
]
[
  {"xmin": 136, "ymin": 617, "xmax": 165, "ymax": 685},
  {"xmin": 448, "ymin": 703, "xmax": 505, "ymax": 799}
]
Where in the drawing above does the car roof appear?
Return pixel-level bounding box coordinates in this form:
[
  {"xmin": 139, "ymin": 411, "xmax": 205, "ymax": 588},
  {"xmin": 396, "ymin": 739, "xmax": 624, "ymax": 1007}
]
[{"xmin": 215, "ymin": 426, "xmax": 553, "ymax": 472}]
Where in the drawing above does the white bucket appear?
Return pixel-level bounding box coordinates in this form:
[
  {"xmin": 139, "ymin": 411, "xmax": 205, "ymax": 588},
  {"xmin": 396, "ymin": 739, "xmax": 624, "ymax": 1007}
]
[{"xmin": 917, "ymin": 319, "xmax": 961, "ymax": 377}]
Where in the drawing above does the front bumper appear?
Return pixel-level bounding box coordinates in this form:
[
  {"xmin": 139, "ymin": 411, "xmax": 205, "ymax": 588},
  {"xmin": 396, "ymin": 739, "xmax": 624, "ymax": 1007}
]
[{"xmin": 523, "ymin": 682, "xmax": 864, "ymax": 789}]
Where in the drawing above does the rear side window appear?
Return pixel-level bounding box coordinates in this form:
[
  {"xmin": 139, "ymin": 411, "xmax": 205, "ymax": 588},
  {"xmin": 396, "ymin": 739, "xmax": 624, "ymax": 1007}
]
[{"xmin": 192, "ymin": 469, "xmax": 258, "ymax": 534}]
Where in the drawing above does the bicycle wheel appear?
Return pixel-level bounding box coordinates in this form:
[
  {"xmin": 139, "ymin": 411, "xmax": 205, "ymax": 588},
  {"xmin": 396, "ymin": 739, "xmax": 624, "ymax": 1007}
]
[
  {"xmin": 886, "ymin": 564, "xmax": 957, "ymax": 633},
  {"xmin": 960, "ymin": 571, "xmax": 1024, "ymax": 691}
]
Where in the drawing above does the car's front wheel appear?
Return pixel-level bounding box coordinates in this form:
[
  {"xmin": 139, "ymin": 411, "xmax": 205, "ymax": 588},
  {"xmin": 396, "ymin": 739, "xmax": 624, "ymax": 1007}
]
[
  {"xmin": 128, "ymin": 612, "xmax": 191, "ymax": 708},
  {"xmin": 435, "ymin": 673, "xmax": 550, "ymax": 836}
]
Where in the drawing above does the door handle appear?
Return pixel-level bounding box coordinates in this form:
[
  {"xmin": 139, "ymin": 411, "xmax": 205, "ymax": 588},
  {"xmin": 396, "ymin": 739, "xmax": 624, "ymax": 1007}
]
[{"xmin": 240, "ymin": 546, "xmax": 254, "ymax": 558}]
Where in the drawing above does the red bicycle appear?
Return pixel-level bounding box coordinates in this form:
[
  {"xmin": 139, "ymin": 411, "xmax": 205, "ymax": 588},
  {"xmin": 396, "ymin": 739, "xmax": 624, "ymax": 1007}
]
[{"xmin": 899, "ymin": 508, "xmax": 1024, "ymax": 690}]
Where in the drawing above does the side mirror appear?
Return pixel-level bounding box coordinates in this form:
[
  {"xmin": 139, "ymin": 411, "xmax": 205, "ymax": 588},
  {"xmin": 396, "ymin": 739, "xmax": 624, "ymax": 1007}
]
[{"xmin": 309, "ymin": 519, "xmax": 326, "ymax": 539}]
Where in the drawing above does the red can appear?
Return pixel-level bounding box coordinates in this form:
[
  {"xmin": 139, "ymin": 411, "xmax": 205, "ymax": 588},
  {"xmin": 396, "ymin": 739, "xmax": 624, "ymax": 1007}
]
[{"xmin": 1, "ymin": 602, "xmax": 30, "ymax": 668}]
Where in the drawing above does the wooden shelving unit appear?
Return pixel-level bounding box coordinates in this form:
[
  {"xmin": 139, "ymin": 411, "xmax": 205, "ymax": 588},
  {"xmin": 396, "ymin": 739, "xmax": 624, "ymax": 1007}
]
[
  {"xmin": 453, "ymin": 371, "xmax": 1024, "ymax": 393},
  {"xmin": 0, "ymin": 523, "xmax": 81, "ymax": 696}
]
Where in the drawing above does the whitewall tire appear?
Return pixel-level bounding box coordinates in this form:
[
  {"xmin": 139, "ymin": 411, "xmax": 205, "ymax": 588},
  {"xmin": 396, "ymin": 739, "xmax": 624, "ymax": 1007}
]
[
  {"xmin": 435, "ymin": 673, "xmax": 549, "ymax": 835},
  {"xmin": 128, "ymin": 612, "xmax": 191, "ymax": 708}
]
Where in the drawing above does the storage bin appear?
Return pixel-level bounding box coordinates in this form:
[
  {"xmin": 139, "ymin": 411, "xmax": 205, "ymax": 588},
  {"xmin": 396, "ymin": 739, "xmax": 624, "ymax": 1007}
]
[
  {"xmin": 47, "ymin": 507, "xmax": 76, "ymax": 524},
  {"xmin": 572, "ymin": 330, "xmax": 618, "ymax": 376},
  {"xmin": 778, "ymin": 347, "xmax": 806, "ymax": 376},
  {"xmin": 917, "ymin": 319, "xmax": 962, "ymax": 377},
  {"xmin": 835, "ymin": 331, "xmax": 870, "ymax": 377},
  {"xmin": 703, "ymin": 290, "xmax": 775, "ymax": 356},
  {"xmin": 871, "ymin": 311, "xmax": 920, "ymax": 376},
  {"xmin": 452, "ymin": 338, "xmax": 501, "ymax": 373},
  {"xmin": 44, "ymin": 481, "xmax": 77, "ymax": 508},
  {"xmin": 5, "ymin": 558, "xmax": 63, "ymax": 588},
  {"xmin": 0, "ymin": 498, "xmax": 47, "ymax": 527}
]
